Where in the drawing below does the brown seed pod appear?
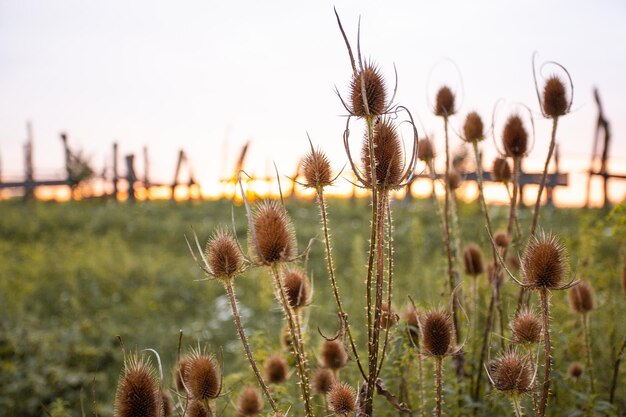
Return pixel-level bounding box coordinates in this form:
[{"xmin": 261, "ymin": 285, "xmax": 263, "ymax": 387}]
[
  {"xmin": 448, "ymin": 169, "xmax": 462, "ymax": 190},
  {"xmin": 417, "ymin": 138, "xmax": 434, "ymax": 162},
  {"xmin": 380, "ymin": 302, "xmax": 398, "ymax": 329},
  {"xmin": 434, "ymin": 86, "xmax": 456, "ymax": 117},
  {"xmin": 492, "ymin": 157, "xmax": 512, "ymax": 183},
  {"xmin": 507, "ymin": 255, "xmax": 521, "ymax": 271},
  {"xmin": 236, "ymin": 387, "xmax": 263, "ymax": 416},
  {"xmin": 463, "ymin": 112, "xmax": 484, "ymax": 142},
  {"xmin": 487, "ymin": 262, "xmax": 504, "ymax": 289},
  {"xmin": 251, "ymin": 200, "xmax": 295, "ymax": 264},
  {"xmin": 404, "ymin": 305, "xmax": 420, "ymax": 343},
  {"xmin": 568, "ymin": 362, "xmax": 583, "ymax": 379},
  {"xmin": 542, "ymin": 75, "xmax": 568, "ymax": 118},
  {"xmin": 350, "ymin": 62, "xmax": 387, "ymax": 117},
  {"xmin": 463, "ymin": 244, "xmax": 484, "ymax": 276},
  {"xmin": 521, "ymin": 231, "xmax": 568, "ymax": 289},
  {"xmin": 174, "ymin": 356, "xmax": 191, "ymax": 393},
  {"xmin": 114, "ymin": 355, "xmax": 160, "ymax": 417},
  {"xmin": 494, "ymin": 231, "xmax": 510, "ymax": 249},
  {"xmin": 569, "ymin": 280, "xmax": 594, "ymax": 314},
  {"xmin": 185, "ymin": 400, "xmax": 214, "ymax": 417},
  {"xmin": 265, "ymin": 355, "xmax": 288, "ymax": 384},
  {"xmin": 282, "ymin": 269, "xmax": 310, "ymax": 309},
  {"xmin": 421, "ymin": 310, "xmax": 454, "ymax": 357},
  {"xmin": 162, "ymin": 390, "xmax": 174, "ymax": 417},
  {"xmin": 361, "ymin": 118, "xmax": 404, "ymax": 189},
  {"xmin": 205, "ymin": 229, "xmax": 243, "ymax": 279},
  {"xmin": 488, "ymin": 350, "xmax": 533, "ymax": 393},
  {"xmin": 510, "ymin": 309, "xmax": 542, "ymax": 345},
  {"xmin": 502, "ymin": 115, "xmax": 528, "ymax": 158},
  {"xmin": 184, "ymin": 351, "xmax": 221, "ymax": 400},
  {"xmin": 327, "ymin": 382, "xmax": 357, "ymax": 415},
  {"xmin": 311, "ymin": 368, "xmax": 336, "ymax": 395},
  {"xmin": 320, "ymin": 339, "xmax": 348, "ymax": 370},
  {"xmin": 302, "ymin": 147, "xmax": 333, "ymax": 189}
]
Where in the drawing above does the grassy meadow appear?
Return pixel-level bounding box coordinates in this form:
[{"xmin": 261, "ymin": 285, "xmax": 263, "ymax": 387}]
[{"xmin": 0, "ymin": 198, "xmax": 625, "ymax": 416}]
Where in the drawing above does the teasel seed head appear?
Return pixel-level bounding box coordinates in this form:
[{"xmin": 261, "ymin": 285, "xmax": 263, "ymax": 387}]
[
  {"xmin": 265, "ymin": 355, "xmax": 288, "ymax": 384},
  {"xmin": 463, "ymin": 111, "xmax": 485, "ymax": 142},
  {"xmin": 568, "ymin": 362, "xmax": 583, "ymax": 379},
  {"xmin": 542, "ymin": 75, "xmax": 568, "ymax": 118},
  {"xmin": 184, "ymin": 350, "xmax": 221, "ymax": 400},
  {"xmin": 569, "ymin": 280, "xmax": 594, "ymax": 314},
  {"xmin": 448, "ymin": 169, "xmax": 462, "ymax": 190},
  {"xmin": 417, "ymin": 138, "xmax": 434, "ymax": 162},
  {"xmin": 502, "ymin": 115, "xmax": 528, "ymax": 158},
  {"xmin": 488, "ymin": 350, "xmax": 533, "ymax": 394},
  {"xmin": 421, "ymin": 309, "xmax": 454, "ymax": 357},
  {"xmin": 320, "ymin": 339, "xmax": 348, "ymax": 370},
  {"xmin": 327, "ymin": 382, "xmax": 357, "ymax": 416},
  {"xmin": 114, "ymin": 354, "xmax": 160, "ymax": 417},
  {"xmin": 492, "ymin": 157, "xmax": 512, "ymax": 183},
  {"xmin": 510, "ymin": 308, "xmax": 542, "ymax": 345},
  {"xmin": 205, "ymin": 228, "xmax": 243, "ymax": 280},
  {"xmin": 463, "ymin": 244, "xmax": 484, "ymax": 277},
  {"xmin": 185, "ymin": 400, "xmax": 214, "ymax": 417},
  {"xmin": 282, "ymin": 269, "xmax": 310, "ymax": 309},
  {"xmin": 250, "ymin": 200, "xmax": 295, "ymax": 265},
  {"xmin": 174, "ymin": 356, "xmax": 191, "ymax": 393},
  {"xmin": 508, "ymin": 255, "xmax": 521, "ymax": 271},
  {"xmin": 361, "ymin": 118, "xmax": 404, "ymax": 189},
  {"xmin": 494, "ymin": 231, "xmax": 510, "ymax": 249},
  {"xmin": 302, "ymin": 147, "xmax": 333, "ymax": 189},
  {"xmin": 312, "ymin": 368, "xmax": 336, "ymax": 395},
  {"xmin": 521, "ymin": 231, "xmax": 568, "ymax": 290},
  {"xmin": 487, "ymin": 262, "xmax": 504, "ymax": 289},
  {"xmin": 380, "ymin": 302, "xmax": 399, "ymax": 329},
  {"xmin": 236, "ymin": 387, "xmax": 263, "ymax": 416},
  {"xmin": 434, "ymin": 86, "xmax": 456, "ymax": 117},
  {"xmin": 162, "ymin": 390, "xmax": 174, "ymax": 417},
  {"xmin": 404, "ymin": 304, "xmax": 420, "ymax": 343},
  {"xmin": 349, "ymin": 62, "xmax": 387, "ymax": 117}
]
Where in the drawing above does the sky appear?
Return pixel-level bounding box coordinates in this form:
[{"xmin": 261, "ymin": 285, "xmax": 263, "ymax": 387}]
[{"xmin": 1, "ymin": 0, "xmax": 625, "ymax": 203}]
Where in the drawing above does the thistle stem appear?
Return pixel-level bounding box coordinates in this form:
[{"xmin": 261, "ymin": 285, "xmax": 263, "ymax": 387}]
[
  {"xmin": 538, "ymin": 288, "xmax": 552, "ymax": 417},
  {"xmin": 581, "ymin": 313, "xmax": 595, "ymax": 394},
  {"xmin": 510, "ymin": 395, "xmax": 524, "ymax": 417},
  {"xmin": 434, "ymin": 356, "xmax": 444, "ymax": 417},
  {"xmin": 376, "ymin": 197, "xmax": 394, "ymax": 378},
  {"xmin": 530, "ymin": 117, "xmax": 559, "ymax": 237}
]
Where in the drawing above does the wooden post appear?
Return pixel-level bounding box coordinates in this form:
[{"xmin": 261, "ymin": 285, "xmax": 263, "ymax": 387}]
[
  {"xmin": 125, "ymin": 154, "xmax": 136, "ymax": 202},
  {"xmin": 143, "ymin": 146, "xmax": 150, "ymax": 200},
  {"xmin": 112, "ymin": 143, "xmax": 119, "ymax": 200},
  {"xmin": 171, "ymin": 149, "xmax": 184, "ymax": 201},
  {"xmin": 24, "ymin": 122, "xmax": 35, "ymax": 199},
  {"xmin": 546, "ymin": 144, "xmax": 559, "ymax": 207}
]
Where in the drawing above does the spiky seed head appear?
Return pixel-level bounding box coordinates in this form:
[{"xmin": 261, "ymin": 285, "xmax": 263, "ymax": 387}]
[
  {"xmin": 162, "ymin": 390, "xmax": 174, "ymax": 417},
  {"xmin": 463, "ymin": 112, "xmax": 484, "ymax": 142},
  {"xmin": 185, "ymin": 400, "xmax": 213, "ymax": 417},
  {"xmin": 114, "ymin": 355, "xmax": 160, "ymax": 417},
  {"xmin": 434, "ymin": 86, "xmax": 456, "ymax": 117},
  {"xmin": 265, "ymin": 356, "xmax": 288, "ymax": 384},
  {"xmin": 312, "ymin": 368, "xmax": 336, "ymax": 395},
  {"xmin": 521, "ymin": 231, "xmax": 568, "ymax": 289},
  {"xmin": 494, "ymin": 231, "xmax": 510, "ymax": 249},
  {"xmin": 174, "ymin": 356, "xmax": 191, "ymax": 393},
  {"xmin": 463, "ymin": 244, "xmax": 484, "ymax": 276},
  {"xmin": 502, "ymin": 115, "xmax": 528, "ymax": 158},
  {"xmin": 327, "ymin": 382, "xmax": 357, "ymax": 416},
  {"xmin": 487, "ymin": 262, "xmax": 504, "ymax": 289},
  {"xmin": 302, "ymin": 147, "xmax": 333, "ymax": 189},
  {"xmin": 320, "ymin": 339, "xmax": 348, "ymax": 370},
  {"xmin": 492, "ymin": 157, "xmax": 512, "ymax": 183},
  {"xmin": 404, "ymin": 305, "xmax": 420, "ymax": 343},
  {"xmin": 380, "ymin": 302, "xmax": 399, "ymax": 329},
  {"xmin": 489, "ymin": 350, "xmax": 533, "ymax": 393},
  {"xmin": 417, "ymin": 138, "xmax": 434, "ymax": 162},
  {"xmin": 569, "ymin": 280, "xmax": 594, "ymax": 314},
  {"xmin": 206, "ymin": 229, "xmax": 243, "ymax": 279},
  {"xmin": 542, "ymin": 75, "xmax": 568, "ymax": 118},
  {"xmin": 282, "ymin": 269, "xmax": 310, "ymax": 309},
  {"xmin": 421, "ymin": 310, "xmax": 454, "ymax": 357},
  {"xmin": 350, "ymin": 63, "xmax": 387, "ymax": 117},
  {"xmin": 361, "ymin": 118, "xmax": 404, "ymax": 189},
  {"xmin": 185, "ymin": 351, "xmax": 221, "ymax": 400},
  {"xmin": 568, "ymin": 362, "xmax": 583, "ymax": 379},
  {"xmin": 236, "ymin": 387, "xmax": 263, "ymax": 416},
  {"xmin": 251, "ymin": 200, "xmax": 295, "ymax": 264},
  {"xmin": 280, "ymin": 325, "xmax": 293, "ymax": 351},
  {"xmin": 511, "ymin": 309, "xmax": 542, "ymax": 345},
  {"xmin": 448, "ymin": 169, "xmax": 462, "ymax": 190}
]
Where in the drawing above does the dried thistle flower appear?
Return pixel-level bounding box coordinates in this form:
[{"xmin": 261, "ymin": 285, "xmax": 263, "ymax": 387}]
[
  {"xmin": 302, "ymin": 147, "xmax": 333, "ymax": 189},
  {"xmin": 521, "ymin": 231, "xmax": 568, "ymax": 289},
  {"xmin": 320, "ymin": 339, "xmax": 348, "ymax": 370},
  {"xmin": 421, "ymin": 310, "xmax": 454, "ymax": 357},
  {"xmin": 361, "ymin": 118, "xmax": 404, "ymax": 189},
  {"xmin": 494, "ymin": 231, "xmax": 510, "ymax": 249},
  {"xmin": 463, "ymin": 244, "xmax": 484, "ymax": 276},
  {"xmin": 463, "ymin": 112, "xmax": 484, "ymax": 142},
  {"xmin": 114, "ymin": 355, "xmax": 160, "ymax": 417},
  {"xmin": 327, "ymin": 382, "xmax": 357, "ymax": 416},
  {"xmin": 350, "ymin": 62, "xmax": 387, "ymax": 117},
  {"xmin": 542, "ymin": 75, "xmax": 568, "ymax": 118},
  {"xmin": 265, "ymin": 356, "xmax": 288, "ymax": 384},
  {"xmin": 568, "ymin": 362, "xmax": 583, "ymax": 379},
  {"xmin": 569, "ymin": 280, "xmax": 594, "ymax": 314},
  {"xmin": 488, "ymin": 350, "xmax": 533, "ymax": 394},
  {"xmin": 311, "ymin": 368, "xmax": 336, "ymax": 395},
  {"xmin": 510, "ymin": 309, "xmax": 542, "ymax": 345},
  {"xmin": 502, "ymin": 115, "xmax": 528, "ymax": 158},
  {"xmin": 417, "ymin": 138, "xmax": 434, "ymax": 162},
  {"xmin": 250, "ymin": 200, "xmax": 295, "ymax": 265},
  {"xmin": 184, "ymin": 350, "xmax": 221, "ymax": 400},
  {"xmin": 434, "ymin": 86, "xmax": 456, "ymax": 117},
  {"xmin": 487, "ymin": 262, "xmax": 504, "ymax": 289},
  {"xmin": 492, "ymin": 157, "xmax": 512, "ymax": 183},
  {"xmin": 236, "ymin": 387, "xmax": 263, "ymax": 416},
  {"xmin": 282, "ymin": 269, "xmax": 310, "ymax": 309},
  {"xmin": 205, "ymin": 229, "xmax": 243, "ymax": 280}
]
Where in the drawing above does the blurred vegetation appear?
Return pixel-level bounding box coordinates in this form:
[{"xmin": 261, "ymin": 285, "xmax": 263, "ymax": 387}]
[{"xmin": 0, "ymin": 198, "xmax": 624, "ymax": 416}]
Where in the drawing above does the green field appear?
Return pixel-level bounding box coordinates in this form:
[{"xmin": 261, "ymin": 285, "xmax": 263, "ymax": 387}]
[{"xmin": 1, "ymin": 199, "xmax": 624, "ymax": 416}]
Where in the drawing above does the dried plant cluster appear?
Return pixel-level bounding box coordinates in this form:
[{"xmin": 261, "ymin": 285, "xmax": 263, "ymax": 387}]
[{"xmin": 109, "ymin": 10, "xmax": 626, "ymax": 417}]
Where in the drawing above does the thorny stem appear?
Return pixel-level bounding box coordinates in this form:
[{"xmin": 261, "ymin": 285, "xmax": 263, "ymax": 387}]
[
  {"xmin": 270, "ymin": 264, "xmax": 314, "ymax": 417},
  {"xmin": 508, "ymin": 157, "xmax": 521, "ymax": 241},
  {"xmin": 434, "ymin": 356, "xmax": 444, "ymax": 417},
  {"xmin": 538, "ymin": 288, "xmax": 551, "ymax": 417},
  {"xmin": 224, "ymin": 280, "xmax": 279, "ymax": 413},
  {"xmin": 376, "ymin": 197, "xmax": 395, "ymax": 378},
  {"xmin": 530, "ymin": 117, "xmax": 559, "ymax": 238},
  {"xmin": 473, "ymin": 287, "xmax": 496, "ymax": 402},
  {"xmin": 510, "ymin": 395, "xmax": 524, "ymax": 417},
  {"xmin": 316, "ymin": 189, "xmax": 366, "ymax": 378},
  {"xmin": 581, "ymin": 313, "xmax": 595, "ymax": 394},
  {"xmin": 609, "ymin": 337, "xmax": 626, "ymax": 403},
  {"xmin": 417, "ymin": 346, "xmax": 426, "ymax": 417}
]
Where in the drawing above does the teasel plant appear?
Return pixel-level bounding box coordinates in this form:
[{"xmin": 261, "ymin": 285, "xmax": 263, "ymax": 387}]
[
  {"xmin": 405, "ymin": 303, "xmax": 426, "ymax": 417},
  {"xmin": 568, "ymin": 280, "xmax": 596, "ymax": 393},
  {"xmin": 114, "ymin": 352, "xmax": 163, "ymax": 417},
  {"xmin": 334, "ymin": 9, "xmax": 419, "ymax": 415}
]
